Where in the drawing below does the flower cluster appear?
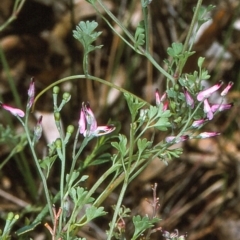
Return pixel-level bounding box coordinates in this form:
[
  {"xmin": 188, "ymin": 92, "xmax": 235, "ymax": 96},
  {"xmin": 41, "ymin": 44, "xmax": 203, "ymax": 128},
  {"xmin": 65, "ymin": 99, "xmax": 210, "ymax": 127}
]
[
  {"xmin": 159, "ymin": 80, "xmax": 234, "ymax": 144},
  {"xmin": 79, "ymin": 102, "xmax": 115, "ymax": 137},
  {"xmin": 197, "ymin": 80, "xmax": 233, "ymax": 120}
]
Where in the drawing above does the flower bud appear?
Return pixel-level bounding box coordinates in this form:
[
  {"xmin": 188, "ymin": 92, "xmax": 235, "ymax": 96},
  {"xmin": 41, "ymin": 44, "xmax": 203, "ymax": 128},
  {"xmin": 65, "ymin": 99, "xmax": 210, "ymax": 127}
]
[
  {"xmin": 55, "ymin": 138, "xmax": 62, "ymax": 148},
  {"xmin": 53, "ymin": 86, "xmax": 60, "ymax": 94},
  {"xmin": 54, "ymin": 112, "xmax": 61, "ymax": 121},
  {"xmin": 67, "ymin": 125, "xmax": 74, "ymax": 134},
  {"xmin": 62, "ymin": 92, "xmax": 71, "ymax": 102},
  {"xmin": 34, "ymin": 116, "xmax": 43, "ymax": 141}
]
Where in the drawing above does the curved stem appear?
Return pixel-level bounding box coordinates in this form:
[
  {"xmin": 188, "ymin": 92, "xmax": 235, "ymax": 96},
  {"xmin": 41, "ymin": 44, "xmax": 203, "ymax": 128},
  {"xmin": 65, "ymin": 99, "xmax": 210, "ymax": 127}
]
[{"xmin": 32, "ymin": 75, "xmax": 150, "ymax": 112}]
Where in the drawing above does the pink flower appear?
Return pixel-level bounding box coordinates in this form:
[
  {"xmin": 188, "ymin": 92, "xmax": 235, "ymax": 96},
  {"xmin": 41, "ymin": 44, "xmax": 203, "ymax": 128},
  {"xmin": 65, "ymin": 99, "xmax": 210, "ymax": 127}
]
[
  {"xmin": 0, "ymin": 102, "xmax": 25, "ymax": 117},
  {"xmin": 211, "ymin": 103, "xmax": 233, "ymax": 113},
  {"xmin": 155, "ymin": 89, "xmax": 167, "ymax": 107},
  {"xmin": 203, "ymin": 99, "xmax": 213, "ymax": 120},
  {"xmin": 198, "ymin": 132, "xmax": 220, "ymax": 139},
  {"xmin": 221, "ymin": 81, "xmax": 234, "ymax": 96},
  {"xmin": 197, "ymin": 80, "xmax": 223, "ymax": 101},
  {"xmin": 163, "ymin": 101, "xmax": 169, "ymax": 111},
  {"xmin": 192, "ymin": 118, "xmax": 208, "ymax": 128},
  {"xmin": 155, "ymin": 89, "xmax": 161, "ymax": 106},
  {"xmin": 27, "ymin": 77, "xmax": 35, "ymax": 109},
  {"xmin": 183, "ymin": 87, "xmax": 194, "ymax": 109},
  {"xmin": 165, "ymin": 135, "xmax": 189, "ymax": 143},
  {"xmin": 79, "ymin": 102, "xmax": 115, "ymax": 137},
  {"xmin": 34, "ymin": 115, "xmax": 43, "ymax": 141},
  {"xmin": 79, "ymin": 106, "xmax": 86, "ymax": 135}
]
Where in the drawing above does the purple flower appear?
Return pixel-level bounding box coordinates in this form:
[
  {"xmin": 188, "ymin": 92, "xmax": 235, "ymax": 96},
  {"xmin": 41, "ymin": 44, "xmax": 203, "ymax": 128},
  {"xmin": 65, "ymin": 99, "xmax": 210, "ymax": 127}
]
[
  {"xmin": 27, "ymin": 77, "xmax": 35, "ymax": 109},
  {"xmin": 221, "ymin": 81, "xmax": 234, "ymax": 96},
  {"xmin": 165, "ymin": 135, "xmax": 189, "ymax": 143},
  {"xmin": 79, "ymin": 102, "xmax": 115, "ymax": 137},
  {"xmin": 192, "ymin": 118, "xmax": 208, "ymax": 128},
  {"xmin": 211, "ymin": 103, "xmax": 233, "ymax": 113},
  {"xmin": 79, "ymin": 106, "xmax": 86, "ymax": 135},
  {"xmin": 0, "ymin": 102, "xmax": 25, "ymax": 117},
  {"xmin": 155, "ymin": 89, "xmax": 161, "ymax": 106},
  {"xmin": 197, "ymin": 80, "xmax": 223, "ymax": 101},
  {"xmin": 163, "ymin": 101, "xmax": 169, "ymax": 111},
  {"xmin": 155, "ymin": 89, "xmax": 167, "ymax": 107},
  {"xmin": 34, "ymin": 115, "xmax": 43, "ymax": 141},
  {"xmin": 183, "ymin": 87, "xmax": 194, "ymax": 109},
  {"xmin": 198, "ymin": 132, "xmax": 220, "ymax": 139},
  {"xmin": 203, "ymin": 99, "xmax": 213, "ymax": 120}
]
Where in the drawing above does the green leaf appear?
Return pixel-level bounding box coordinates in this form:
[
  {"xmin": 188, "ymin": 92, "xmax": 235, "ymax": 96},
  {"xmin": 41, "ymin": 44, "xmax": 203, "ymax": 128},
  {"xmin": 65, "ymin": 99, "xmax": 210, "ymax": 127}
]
[
  {"xmin": 201, "ymin": 69, "xmax": 210, "ymax": 80},
  {"xmin": 197, "ymin": 56, "xmax": 205, "ymax": 69},
  {"xmin": 69, "ymin": 187, "xmax": 93, "ymax": 206},
  {"xmin": 66, "ymin": 172, "xmax": 88, "ymax": 189},
  {"xmin": 39, "ymin": 155, "xmax": 57, "ymax": 177},
  {"xmin": 88, "ymin": 153, "xmax": 112, "ymax": 166},
  {"xmin": 85, "ymin": 206, "xmax": 107, "ymax": 222},
  {"xmin": 73, "ymin": 21, "xmax": 103, "ymax": 54},
  {"xmin": 134, "ymin": 20, "xmax": 145, "ymax": 49},
  {"xmin": 124, "ymin": 92, "xmax": 146, "ymax": 121},
  {"xmin": 137, "ymin": 138, "xmax": 151, "ymax": 155},
  {"xmin": 153, "ymin": 116, "xmax": 171, "ymax": 131},
  {"xmin": 39, "ymin": 155, "xmax": 57, "ymax": 170},
  {"xmin": 15, "ymin": 222, "xmax": 41, "ymax": 236},
  {"xmin": 111, "ymin": 134, "xmax": 128, "ymax": 158},
  {"xmin": 132, "ymin": 215, "xmax": 159, "ymax": 240},
  {"xmin": 167, "ymin": 43, "xmax": 183, "ymax": 57},
  {"xmin": 147, "ymin": 106, "xmax": 158, "ymax": 119}
]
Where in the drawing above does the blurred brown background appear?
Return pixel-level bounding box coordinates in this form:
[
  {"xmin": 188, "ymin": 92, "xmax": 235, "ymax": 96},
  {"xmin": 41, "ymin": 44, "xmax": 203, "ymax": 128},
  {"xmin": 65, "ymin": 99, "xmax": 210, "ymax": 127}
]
[{"xmin": 0, "ymin": 0, "xmax": 240, "ymax": 239}]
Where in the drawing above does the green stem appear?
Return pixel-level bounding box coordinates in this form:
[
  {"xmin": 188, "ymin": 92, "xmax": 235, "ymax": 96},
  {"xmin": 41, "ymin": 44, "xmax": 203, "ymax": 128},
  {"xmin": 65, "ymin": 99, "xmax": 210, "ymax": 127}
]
[
  {"xmin": 22, "ymin": 111, "xmax": 54, "ymax": 222},
  {"xmin": 182, "ymin": 0, "xmax": 203, "ymax": 54},
  {"xmin": 32, "ymin": 75, "xmax": 150, "ymax": 112},
  {"xmin": 107, "ymin": 123, "xmax": 135, "ymax": 239},
  {"xmin": 107, "ymin": 178, "xmax": 129, "ymax": 240},
  {"xmin": 91, "ymin": 0, "xmax": 175, "ymax": 83},
  {"xmin": 141, "ymin": 0, "xmax": 149, "ymax": 53},
  {"xmin": 0, "ymin": 0, "xmax": 26, "ymax": 32},
  {"xmin": 69, "ymin": 137, "xmax": 89, "ymax": 181},
  {"xmin": 0, "ymin": 45, "xmax": 22, "ymax": 109}
]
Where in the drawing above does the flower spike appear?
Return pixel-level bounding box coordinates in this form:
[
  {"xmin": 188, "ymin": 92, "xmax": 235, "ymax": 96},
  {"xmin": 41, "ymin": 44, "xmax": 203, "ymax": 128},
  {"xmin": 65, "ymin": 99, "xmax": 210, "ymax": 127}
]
[
  {"xmin": 0, "ymin": 102, "xmax": 25, "ymax": 117},
  {"xmin": 197, "ymin": 80, "xmax": 223, "ymax": 101}
]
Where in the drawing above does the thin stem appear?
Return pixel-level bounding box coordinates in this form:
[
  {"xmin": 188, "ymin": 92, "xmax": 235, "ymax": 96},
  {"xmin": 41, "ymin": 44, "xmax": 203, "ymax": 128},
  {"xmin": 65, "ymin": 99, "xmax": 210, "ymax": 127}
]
[
  {"xmin": 0, "ymin": 45, "xmax": 22, "ymax": 109},
  {"xmin": 182, "ymin": 0, "xmax": 203, "ymax": 54},
  {"xmin": 90, "ymin": 0, "xmax": 175, "ymax": 83},
  {"xmin": 107, "ymin": 123, "xmax": 135, "ymax": 239},
  {"xmin": 69, "ymin": 137, "xmax": 89, "ymax": 180},
  {"xmin": 141, "ymin": 0, "xmax": 149, "ymax": 53},
  {"xmin": 0, "ymin": 0, "xmax": 26, "ymax": 32},
  {"xmin": 22, "ymin": 111, "xmax": 54, "ymax": 222},
  {"xmin": 32, "ymin": 75, "xmax": 150, "ymax": 112}
]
